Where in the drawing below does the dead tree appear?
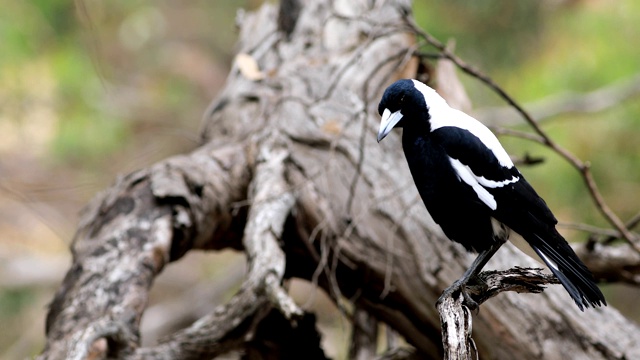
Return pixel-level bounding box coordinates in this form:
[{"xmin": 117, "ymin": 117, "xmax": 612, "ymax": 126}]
[{"xmin": 41, "ymin": 1, "xmax": 640, "ymax": 359}]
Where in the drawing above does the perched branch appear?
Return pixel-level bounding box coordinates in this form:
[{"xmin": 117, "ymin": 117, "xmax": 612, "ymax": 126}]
[
  {"xmin": 468, "ymin": 267, "xmax": 560, "ymax": 304},
  {"xmin": 437, "ymin": 294, "xmax": 476, "ymax": 360},
  {"xmin": 437, "ymin": 267, "xmax": 560, "ymax": 360}
]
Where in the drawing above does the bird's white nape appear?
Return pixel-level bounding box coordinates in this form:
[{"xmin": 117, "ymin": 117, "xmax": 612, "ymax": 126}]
[
  {"xmin": 410, "ymin": 80, "xmax": 515, "ymax": 169},
  {"xmin": 410, "ymin": 79, "xmax": 451, "ymax": 118}
]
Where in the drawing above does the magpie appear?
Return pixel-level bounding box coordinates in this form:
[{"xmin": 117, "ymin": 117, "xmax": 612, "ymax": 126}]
[{"xmin": 377, "ymin": 79, "xmax": 606, "ymax": 311}]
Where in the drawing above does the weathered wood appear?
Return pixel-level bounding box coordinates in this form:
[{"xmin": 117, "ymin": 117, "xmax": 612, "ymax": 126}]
[
  {"xmin": 40, "ymin": 0, "xmax": 640, "ymax": 359},
  {"xmin": 438, "ymin": 267, "xmax": 561, "ymax": 360},
  {"xmin": 42, "ymin": 142, "xmax": 252, "ymax": 359},
  {"xmin": 349, "ymin": 307, "xmax": 379, "ymax": 360},
  {"xmin": 437, "ymin": 294, "xmax": 476, "ymax": 360}
]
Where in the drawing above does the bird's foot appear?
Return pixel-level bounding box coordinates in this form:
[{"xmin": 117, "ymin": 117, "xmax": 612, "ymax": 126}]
[{"xmin": 436, "ymin": 278, "xmax": 478, "ymax": 311}]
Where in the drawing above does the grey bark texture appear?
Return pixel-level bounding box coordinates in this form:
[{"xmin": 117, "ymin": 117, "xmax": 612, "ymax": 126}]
[{"xmin": 40, "ymin": 1, "xmax": 640, "ymax": 359}]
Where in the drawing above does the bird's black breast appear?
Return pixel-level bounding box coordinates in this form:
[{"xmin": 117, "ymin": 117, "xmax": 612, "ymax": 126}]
[{"xmin": 402, "ymin": 130, "xmax": 498, "ymax": 252}]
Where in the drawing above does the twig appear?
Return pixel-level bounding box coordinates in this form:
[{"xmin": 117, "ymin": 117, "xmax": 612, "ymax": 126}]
[
  {"xmin": 491, "ymin": 124, "xmax": 640, "ymax": 251},
  {"xmin": 558, "ymin": 222, "xmax": 623, "ymax": 238},
  {"xmin": 573, "ymin": 242, "xmax": 640, "ymax": 285},
  {"xmin": 473, "ymin": 73, "xmax": 640, "ymax": 126},
  {"xmin": 603, "ymin": 211, "xmax": 640, "ymax": 245},
  {"xmin": 404, "ymin": 16, "xmax": 639, "ymax": 251}
]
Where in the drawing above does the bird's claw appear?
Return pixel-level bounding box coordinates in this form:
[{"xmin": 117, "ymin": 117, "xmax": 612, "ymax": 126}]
[{"xmin": 437, "ymin": 279, "xmax": 479, "ymax": 311}]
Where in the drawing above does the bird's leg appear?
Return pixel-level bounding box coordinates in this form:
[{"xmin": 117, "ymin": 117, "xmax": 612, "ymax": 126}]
[{"xmin": 437, "ymin": 241, "xmax": 503, "ymax": 310}]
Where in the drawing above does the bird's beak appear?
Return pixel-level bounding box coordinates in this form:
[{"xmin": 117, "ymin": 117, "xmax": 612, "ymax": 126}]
[{"xmin": 377, "ymin": 109, "xmax": 403, "ymax": 143}]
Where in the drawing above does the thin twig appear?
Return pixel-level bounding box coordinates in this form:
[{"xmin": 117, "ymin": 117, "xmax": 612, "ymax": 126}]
[
  {"xmin": 558, "ymin": 222, "xmax": 623, "ymax": 238},
  {"xmin": 603, "ymin": 211, "xmax": 640, "ymax": 245},
  {"xmin": 473, "ymin": 73, "xmax": 640, "ymax": 126}
]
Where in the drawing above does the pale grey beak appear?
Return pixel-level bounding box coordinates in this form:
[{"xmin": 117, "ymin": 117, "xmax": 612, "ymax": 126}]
[{"xmin": 377, "ymin": 108, "xmax": 403, "ymax": 142}]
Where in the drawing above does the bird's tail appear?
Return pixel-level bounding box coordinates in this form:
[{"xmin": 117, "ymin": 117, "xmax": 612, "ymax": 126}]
[{"xmin": 527, "ymin": 229, "xmax": 606, "ymax": 311}]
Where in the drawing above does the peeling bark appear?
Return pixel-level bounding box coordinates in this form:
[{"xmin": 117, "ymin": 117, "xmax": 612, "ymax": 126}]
[{"xmin": 41, "ymin": 1, "xmax": 640, "ymax": 359}]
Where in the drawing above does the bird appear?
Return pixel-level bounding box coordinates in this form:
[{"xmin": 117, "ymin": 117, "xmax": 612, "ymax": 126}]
[{"xmin": 376, "ymin": 78, "xmax": 606, "ymax": 311}]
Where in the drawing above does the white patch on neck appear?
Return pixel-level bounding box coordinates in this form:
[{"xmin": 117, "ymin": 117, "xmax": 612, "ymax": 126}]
[{"xmin": 411, "ymin": 80, "xmax": 515, "ymax": 169}]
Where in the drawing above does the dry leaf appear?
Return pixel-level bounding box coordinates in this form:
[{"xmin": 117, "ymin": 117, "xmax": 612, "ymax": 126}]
[
  {"xmin": 321, "ymin": 119, "xmax": 342, "ymax": 135},
  {"xmin": 235, "ymin": 53, "xmax": 264, "ymax": 81}
]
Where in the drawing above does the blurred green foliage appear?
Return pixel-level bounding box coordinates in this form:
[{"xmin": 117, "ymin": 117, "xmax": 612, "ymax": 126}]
[{"xmin": 0, "ymin": 0, "xmax": 250, "ymax": 168}]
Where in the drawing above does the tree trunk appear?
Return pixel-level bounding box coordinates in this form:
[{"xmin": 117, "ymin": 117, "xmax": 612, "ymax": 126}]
[{"xmin": 41, "ymin": 1, "xmax": 640, "ymax": 359}]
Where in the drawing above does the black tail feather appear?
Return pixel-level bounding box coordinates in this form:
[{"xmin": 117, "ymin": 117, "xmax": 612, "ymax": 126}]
[{"xmin": 528, "ymin": 231, "xmax": 606, "ymax": 311}]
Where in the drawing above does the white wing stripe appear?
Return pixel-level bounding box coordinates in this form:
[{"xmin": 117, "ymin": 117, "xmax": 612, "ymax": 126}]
[
  {"xmin": 475, "ymin": 173, "xmax": 519, "ymax": 189},
  {"xmin": 449, "ymin": 158, "xmax": 497, "ymax": 210}
]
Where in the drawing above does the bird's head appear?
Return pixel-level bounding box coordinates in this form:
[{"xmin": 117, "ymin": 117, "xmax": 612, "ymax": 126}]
[{"xmin": 377, "ymin": 79, "xmax": 447, "ymax": 142}]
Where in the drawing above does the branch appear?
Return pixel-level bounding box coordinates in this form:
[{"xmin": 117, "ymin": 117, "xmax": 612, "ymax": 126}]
[
  {"xmin": 141, "ymin": 260, "xmax": 246, "ymax": 344},
  {"xmin": 601, "ymin": 211, "xmax": 640, "ymax": 245},
  {"xmin": 437, "ymin": 294, "xmax": 476, "ymax": 360},
  {"xmin": 134, "ymin": 133, "xmax": 302, "ymax": 359},
  {"xmin": 39, "ymin": 143, "xmax": 252, "ymax": 359},
  {"xmin": 574, "ymin": 242, "xmax": 640, "ymax": 285},
  {"xmin": 437, "ymin": 267, "xmax": 559, "ymax": 360},
  {"xmin": 473, "ymin": 73, "xmax": 640, "ymax": 126}
]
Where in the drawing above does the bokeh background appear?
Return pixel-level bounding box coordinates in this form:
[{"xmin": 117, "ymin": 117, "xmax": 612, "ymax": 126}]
[{"xmin": 1, "ymin": 1, "xmax": 638, "ymax": 358}]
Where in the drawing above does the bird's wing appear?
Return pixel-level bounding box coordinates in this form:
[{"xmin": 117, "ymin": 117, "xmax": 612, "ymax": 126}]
[
  {"xmin": 431, "ymin": 114, "xmax": 604, "ymax": 309},
  {"xmin": 431, "ymin": 124, "xmax": 556, "ymax": 224}
]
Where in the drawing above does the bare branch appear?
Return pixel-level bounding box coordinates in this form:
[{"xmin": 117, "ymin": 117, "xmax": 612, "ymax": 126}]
[
  {"xmin": 132, "ymin": 133, "xmax": 302, "ymax": 359},
  {"xmin": 39, "ymin": 142, "xmax": 252, "ymax": 359},
  {"xmin": 474, "ymin": 73, "xmax": 640, "ymax": 126},
  {"xmin": 574, "ymin": 242, "xmax": 640, "ymax": 285},
  {"xmin": 437, "ymin": 294, "xmax": 476, "ymax": 360},
  {"xmin": 438, "ymin": 267, "xmax": 560, "ymax": 360}
]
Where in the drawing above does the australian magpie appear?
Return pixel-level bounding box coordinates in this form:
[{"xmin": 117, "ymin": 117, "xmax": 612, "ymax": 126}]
[{"xmin": 377, "ymin": 79, "xmax": 606, "ymax": 311}]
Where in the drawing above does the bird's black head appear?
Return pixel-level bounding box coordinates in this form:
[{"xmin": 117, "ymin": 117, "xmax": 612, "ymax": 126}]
[{"xmin": 377, "ymin": 79, "xmax": 431, "ymax": 142}]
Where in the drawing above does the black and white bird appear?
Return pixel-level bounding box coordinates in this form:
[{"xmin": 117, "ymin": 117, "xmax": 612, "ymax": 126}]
[{"xmin": 377, "ymin": 79, "xmax": 606, "ymax": 311}]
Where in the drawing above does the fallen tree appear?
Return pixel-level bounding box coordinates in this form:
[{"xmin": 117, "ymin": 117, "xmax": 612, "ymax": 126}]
[{"xmin": 40, "ymin": 1, "xmax": 640, "ymax": 359}]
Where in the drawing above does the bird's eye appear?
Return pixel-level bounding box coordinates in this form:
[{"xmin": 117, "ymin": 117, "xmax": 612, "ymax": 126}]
[{"xmin": 400, "ymin": 95, "xmax": 405, "ymax": 103}]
